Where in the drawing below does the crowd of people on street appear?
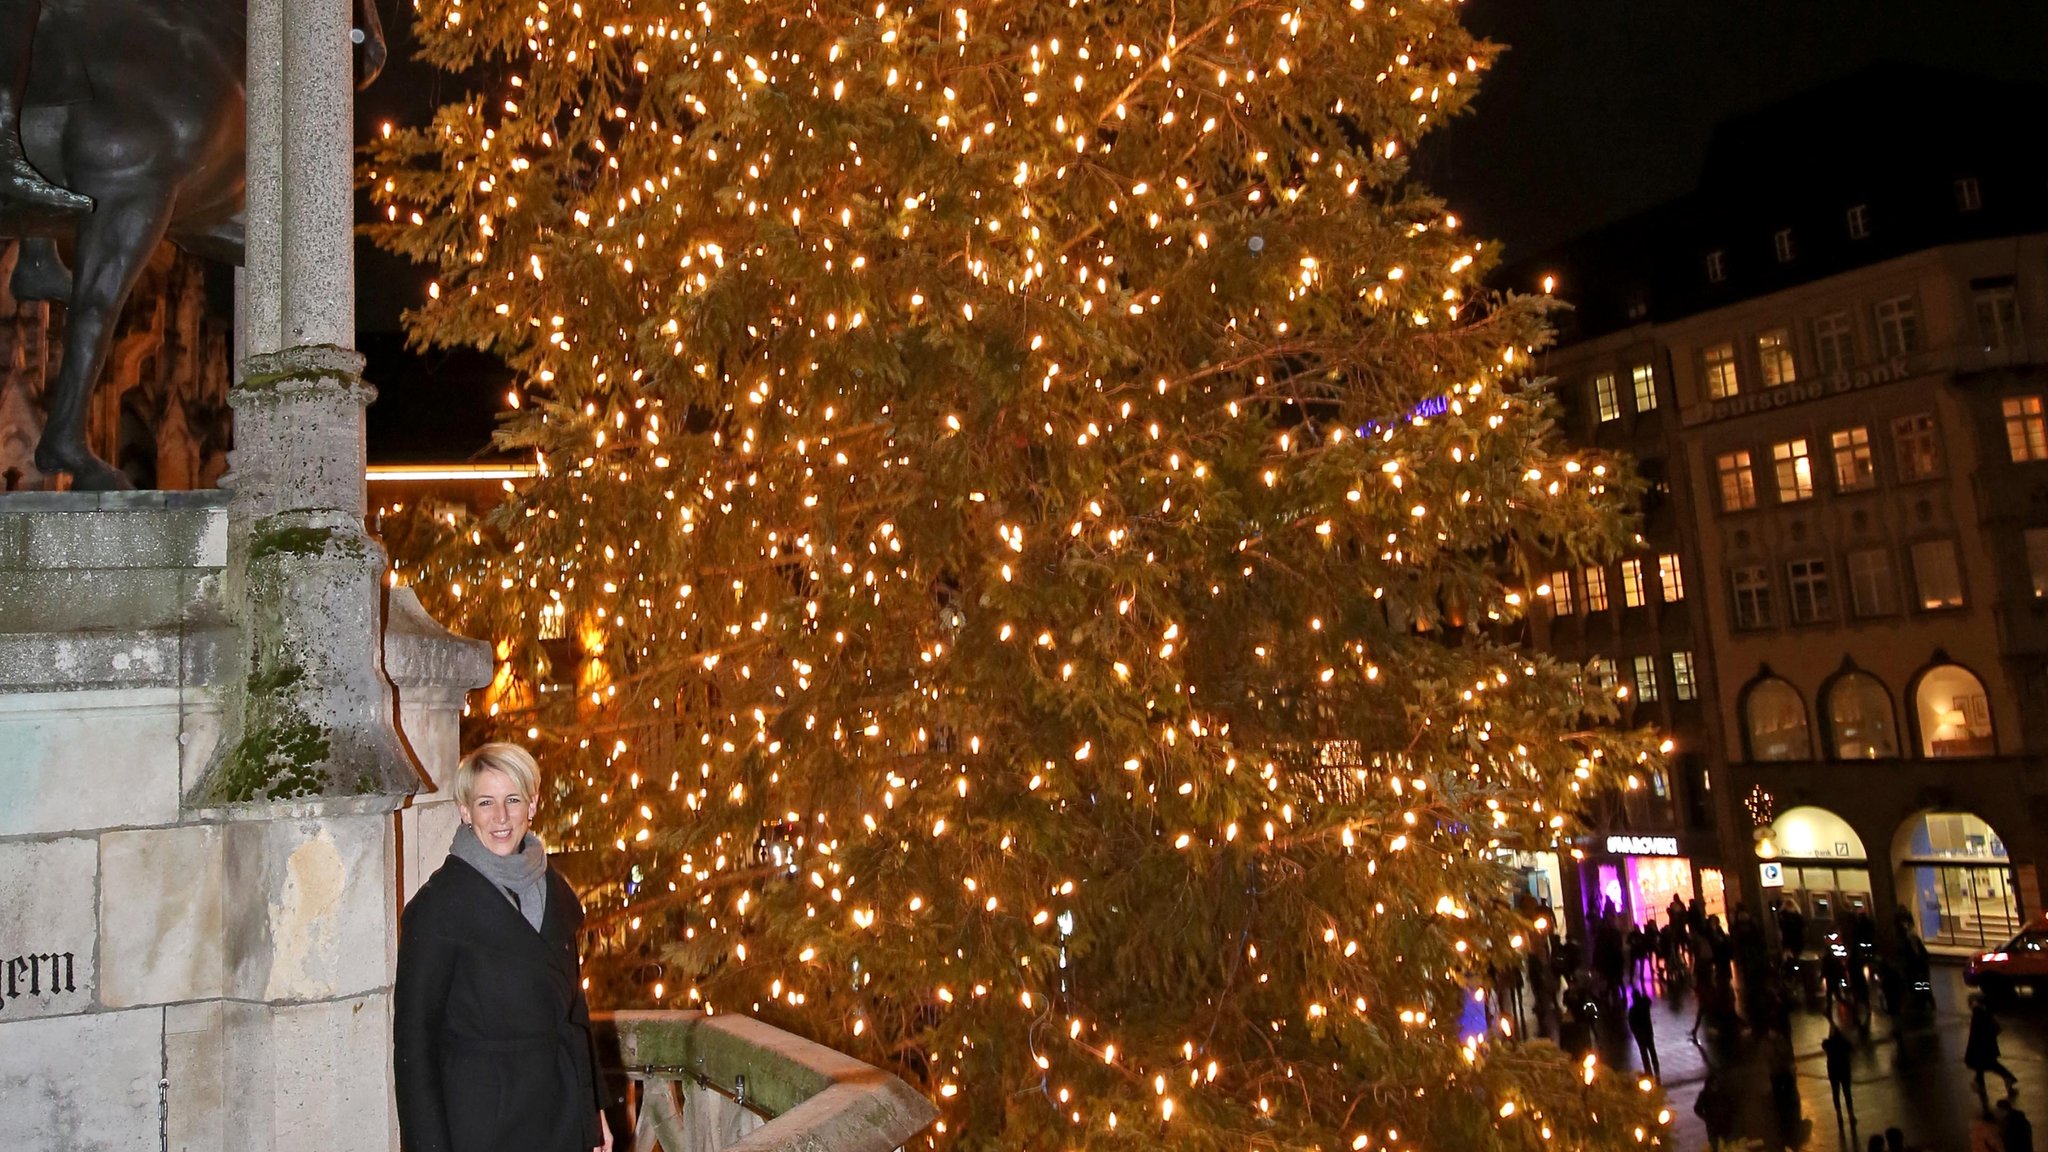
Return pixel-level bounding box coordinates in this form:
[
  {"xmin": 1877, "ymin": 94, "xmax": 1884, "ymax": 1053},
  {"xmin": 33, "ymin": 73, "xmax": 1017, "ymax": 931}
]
[{"xmin": 1490, "ymin": 892, "xmax": 2033, "ymax": 1151}]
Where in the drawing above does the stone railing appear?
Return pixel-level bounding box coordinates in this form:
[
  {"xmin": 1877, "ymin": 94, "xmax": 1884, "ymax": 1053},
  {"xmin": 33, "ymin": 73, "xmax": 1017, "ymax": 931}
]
[{"xmin": 596, "ymin": 1011, "xmax": 938, "ymax": 1152}]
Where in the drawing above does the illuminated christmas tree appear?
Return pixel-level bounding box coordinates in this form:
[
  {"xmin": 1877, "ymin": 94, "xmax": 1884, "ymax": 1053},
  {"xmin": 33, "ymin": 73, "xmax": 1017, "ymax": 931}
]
[{"xmin": 368, "ymin": 0, "xmax": 1671, "ymax": 1145}]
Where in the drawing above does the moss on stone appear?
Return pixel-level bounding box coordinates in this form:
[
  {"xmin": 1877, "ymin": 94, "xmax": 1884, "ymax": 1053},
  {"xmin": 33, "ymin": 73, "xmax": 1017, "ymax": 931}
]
[
  {"xmin": 210, "ymin": 713, "xmax": 332, "ymax": 802},
  {"xmin": 248, "ymin": 523, "xmax": 336, "ymax": 562}
]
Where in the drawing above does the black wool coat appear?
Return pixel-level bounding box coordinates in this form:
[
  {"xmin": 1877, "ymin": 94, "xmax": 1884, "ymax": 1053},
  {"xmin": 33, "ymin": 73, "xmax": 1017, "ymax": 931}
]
[{"xmin": 395, "ymin": 854, "xmax": 603, "ymax": 1152}]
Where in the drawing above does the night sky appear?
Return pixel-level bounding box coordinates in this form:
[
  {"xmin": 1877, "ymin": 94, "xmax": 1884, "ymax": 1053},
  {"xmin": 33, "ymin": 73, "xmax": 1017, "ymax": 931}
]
[{"xmin": 356, "ymin": 0, "xmax": 2048, "ymax": 461}]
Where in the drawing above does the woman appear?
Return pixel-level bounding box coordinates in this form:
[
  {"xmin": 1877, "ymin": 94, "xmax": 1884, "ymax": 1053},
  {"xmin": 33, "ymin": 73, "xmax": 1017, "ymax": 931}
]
[{"xmin": 395, "ymin": 742, "xmax": 612, "ymax": 1152}]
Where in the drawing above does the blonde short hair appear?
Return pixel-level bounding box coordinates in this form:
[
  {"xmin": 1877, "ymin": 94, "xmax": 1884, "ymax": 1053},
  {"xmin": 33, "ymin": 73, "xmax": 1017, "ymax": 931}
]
[{"xmin": 454, "ymin": 742, "xmax": 542, "ymax": 808}]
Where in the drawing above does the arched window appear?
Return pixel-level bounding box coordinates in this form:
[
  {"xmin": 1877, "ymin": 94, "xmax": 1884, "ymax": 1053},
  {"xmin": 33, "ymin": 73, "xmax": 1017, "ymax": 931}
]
[
  {"xmin": 1745, "ymin": 677, "xmax": 1812, "ymax": 761},
  {"xmin": 1914, "ymin": 664, "xmax": 1994, "ymax": 757},
  {"xmin": 1825, "ymin": 672, "xmax": 1898, "ymax": 759}
]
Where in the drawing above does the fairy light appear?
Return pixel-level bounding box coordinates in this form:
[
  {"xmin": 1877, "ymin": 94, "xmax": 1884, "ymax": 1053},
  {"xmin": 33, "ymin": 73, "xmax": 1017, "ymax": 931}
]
[{"xmin": 366, "ymin": 0, "xmax": 1672, "ymax": 1147}]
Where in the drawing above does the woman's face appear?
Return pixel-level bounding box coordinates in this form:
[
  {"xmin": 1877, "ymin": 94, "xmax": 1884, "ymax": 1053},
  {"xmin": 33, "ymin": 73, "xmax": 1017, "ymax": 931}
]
[{"xmin": 460, "ymin": 767, "xmax": 533, "ymax": 856}]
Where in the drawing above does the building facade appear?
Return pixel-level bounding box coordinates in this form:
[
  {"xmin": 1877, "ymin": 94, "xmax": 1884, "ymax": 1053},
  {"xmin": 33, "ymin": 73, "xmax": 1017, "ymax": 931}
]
[{"xmin": 1518, "ymin": 67, "xmax": 2048, "ymax": 951}]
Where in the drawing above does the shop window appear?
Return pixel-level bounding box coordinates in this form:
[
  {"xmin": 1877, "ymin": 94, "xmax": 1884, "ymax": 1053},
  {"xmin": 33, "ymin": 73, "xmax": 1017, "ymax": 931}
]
[
  {"xmin": 1915, "ymin": 664, "xmax": 1994, "ymax": 757},
  {"xmin": 1632, "ymin": 655, "xmax": 1660, "ymax": 702},
  {"xmin": 1814, "ymin": 311, "xmax": 1856, "ymax": 375},
  {"xmin": 2004, "ymin": 396, "xmax": 2048, "ymax": 462},
  {"xmin": 1898, "ymin": 811, "xmax": 2017, "ymax": 950},
  {"xmin": 1732, "ymin": 565, "xmax": 1774, "ymax": 629},
  {"xmin": 1875, "ymin": 295, "xmax": 1922, "ymax": 357},
  {"xmin": 1718, "ymin": 450, "xmax": 1757, "ymax": 512},
  {"xmin": 1772, "ymin": 439, "xmax": 1814, "ymax": 502},
  {"xmin": 1831, "ymin": 427, "xmax": 1875, "ymax": 490},
  {"xmin": 1826, "ymin": 672, "xmax": 1898, "ymax": 759},
  {"xmin": 1847, "ymin": 548, "xmax": 1896, "ymax": 617},
  {"xmin": 2026, "ymin": 528, "xmax": 2048, "ymax": 598},
  {"xmin": 1632, "ymin": 364, "xmax": 1658, "ymax": 412},
  {"xmin": 1745, "ymin": 677, "xmax": 1813, "ymax": 761},
  {"xmin": 1911, "ymin": 540, "xmax": 1964, "ymax": 609},
  {"xmin": 1584, "ymin": 565, "xmax": 1610, "ymax": 611},
  {"xmin": 1704, "ymin": 342, "xmax": 1739, "ymax": 399},
  {"xmin": 1659, "ymin": 553, "xmax": 1685, "ymax": 601},
  {"xmin": 1549, "ymin": 569, "xmax": 1576, "ymax": 615},
  {"xmin": 1787, "ymin": 558, "xmax": 1833, "ymax": 624},
  {"xmin": 1758, "ymin": 329, "xmax": 1798, "ymax": 387},
  {"xmin": 1594, "ymin": 373, "xmax": 1621, "ymax": 422},
  {"xmin": 1892, "ymin": 414, "xmax": 1940, "ymax": 481},
  {"xmin": 1621, "ymin": 559, "xmax": 1647, "ymax": 608},
  {"xmin": 1671, "ymin": 652, "xmax": 1699, "ymax": 701}
]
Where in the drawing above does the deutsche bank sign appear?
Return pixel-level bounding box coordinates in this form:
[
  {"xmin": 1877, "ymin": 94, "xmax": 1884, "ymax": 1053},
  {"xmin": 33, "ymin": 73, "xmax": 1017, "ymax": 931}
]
[{"xmin": 1606, "ymin": 834, "xmax": 1680, "ymax": 857}]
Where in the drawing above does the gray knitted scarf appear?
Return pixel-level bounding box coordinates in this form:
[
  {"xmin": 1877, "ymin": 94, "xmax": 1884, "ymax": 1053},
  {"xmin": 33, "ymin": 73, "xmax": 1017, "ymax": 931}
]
[{"xmin": 450, "ymin": 823, "xmax": 549, "ymax": 931}]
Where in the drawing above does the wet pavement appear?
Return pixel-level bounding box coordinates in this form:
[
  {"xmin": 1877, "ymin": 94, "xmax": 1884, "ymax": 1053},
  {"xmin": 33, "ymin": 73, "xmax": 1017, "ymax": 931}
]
[{"xmin": 1526, "ymin": 964, "xmax": 2048, "ymax": 1151}]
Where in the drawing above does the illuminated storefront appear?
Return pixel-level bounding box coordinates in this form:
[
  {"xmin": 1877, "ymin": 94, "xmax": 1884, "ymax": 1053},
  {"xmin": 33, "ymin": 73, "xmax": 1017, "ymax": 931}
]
[
  {"xmin": 1758, "ymin": 806, "xmax": 1872, "ymax": 937},
  {"xmin": 1582, "ymin": 833, "xmax": 1715, "ymax": 930},
  {"xmin": 1896, "ymin": 812, "xmax": 2019, "ymax": 951}
]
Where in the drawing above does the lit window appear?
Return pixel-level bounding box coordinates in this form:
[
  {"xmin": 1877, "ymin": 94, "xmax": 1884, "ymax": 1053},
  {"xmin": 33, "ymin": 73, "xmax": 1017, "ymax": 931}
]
[
  {"xmin": 1846, "ymin": 203, "xmax": 1869, "ymax": 239},
  {"xmin": 1773, "ymin": 229, "xmax": 1795, "ymax": 263},
  {"xmin": 1671, "ymin": 652, "xmax": 1699, "ymax": 701},
  {"xmin": 1757, "ymin": 329, "xmax": 1797, "ymax": 387},
  {"xmin": 1830, "ymin": 427, "xmax": 1875, "ymax": 490},
  {"xmin": 1703, "ymin": 342, "xmax": 1739, "ymax": 399},
  {"xmin": 1814, "ymin": 311, "xmax": 1856, "ymax": 375},
  {"xmin": 1975, "ymin": 279, "xmax": 2021, "ymax": 353},
  {"xmin": 1632, "ymin": 655, "xmax": 1660, "ymax": 702},
  {"xmin": 1658, "ymin": 554, "xmax": 1685, "ymax": 601},
  {"xmin": 1916, "ymin": 664, "xmax": 1994, "ymax": 757},
  {"xmin": 1826, "ymin": 672, "xmax": 1897, "ymax": 759},
  {"xmin": 1912, "ymin": 540, "xmax": 1964, "ymax": 609},
  {"xmin": 1584, "ymin": 565, "xmax": 1610, "ymax": 612},
  {"xmin": 1631, "ymin": 364, "xmax": 1658, "ymax": 412},
  {"xmin": 1745, "ymin": 678, "xmax": 1812, "ymax": 761},
  {"xmin": 1588, "ymin": 656, "xmax": 1618, "ymax": 695},
  {"xmin": 1875, "ymin": 295, "xmax": 1922, "ymax": 357},
  {"xmin": 1732, "ymin": 565, "xmax": 1774, "ymax": 629},
  {"xmin": 1847, "ymin": 549, "xmax": 1895, "ymax": 617},
  {"xmin": 1549, "ymin": 569, "xmax": 1576, "ymax": 615},
  {"xmin": 2026, "ymin": 528, "xmax": 2048, "ymax": 599},
  {"xmin": 1594, "ymin": 373, "xmax": 1621, "ymax": 422},
  {"xmin": 1717, "ymin": 450, "xmax": 1757, "ymax": 512},
  {"xmin": 1956, "ymin": 177, "xmax": 1982, "ymax": 213},
  {"xmin": 1787, "ymin": 558, "xmax": 1833, "ymax": 624},
  {"xmin": 1893, "ymin": 413, "xmax": 1940, "ymax": 481},
  {"xmin": 1621, "ymin": 558, "xmax": 1647, "ymax": 608},
  {"xmin": 1705, "ymin": 250, "xmax": 1726, "ymax": 283},
  {"xmin": 2004, "ymin": 396, "xmax": 2048, "ymax": 462},
  {"xmin": 1772, "ymin": 439, "xmax": 1814, "ymax": 502}
]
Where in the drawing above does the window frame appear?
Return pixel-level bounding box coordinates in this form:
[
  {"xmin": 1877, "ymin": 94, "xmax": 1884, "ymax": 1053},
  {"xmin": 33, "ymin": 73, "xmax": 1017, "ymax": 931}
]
[
  {"xmin": 1584, "ymin": 565, "xmax": 1611, "ymax": 612},
  {"xmin": 1732, "ymin": 564, "xmax": 1775, "ymax": 630},
  {"xmin": 1705, "ymin": 250, "xmax": 1727, "ymax": 283},
  {"xmin": 1975, "ymin": 280, "xmax": 2021, "ymax": 353},
  {"xmin": 1717, "ymin": 450, "xmax": 1757, "ymax": 512},
  {"xmin": 1875, "ymin": 294, "xmax": 1922, "ymax": 357},
  {"xmin": 2026, "ymin": 528, "xmax": 2048, "ymax": 600},
  {"xmin": 1631, "ymin": 363, "xmax": 1658, "ymax": 412},
  {"xmin": 1814, "ymin": 311, "xmax": 1856, "ymax": 376},
  {"xmin": 1772, "ymin": 438, "xmax": 1815, "ymax": 503},
  {"xmin": 1621, "ymin": 558, "xmax": 1647, "ymax": 608},
  {"xmin": 1911, "ymin": 539, "xmax": 1965, "ymax": 610},
  {"xmin": 1757, "ymin": 328, "xmax": 1798, "ymax": 388},
  {"xmin": 1846, "ymin": 548, "xmax": 1896, "ymax": 618},
  {"xmin": 2003, "ymin": 395, "xmax": 2048, "ymax": 462},
  {"xmin": 1892, "ymin": 413, "xmax": 1941, "ymax": 481},
  {"xmin": 1593, "ymin": 372, "xmax": 1622, "ymax": 422},
  {"xmin": 1632, "ymin": 655, "xmax": 1661, "ymax": 703},
  {"xmin": 1786, "ymin": 557, "xmax": 1834, "ymax": 625},
  {"xmin": 1773, "ymin": 229, "xmax": 1795, "ymax": 263},
  {"xmin": 1703, "ymin": 342, "xmax": 1740, "ymax": 400},
  {"xmin": 1830, "ymin": 426, "xmax": 1875, "ymax": 491},
  {"xmin": 1549, "ymin": 569, "xmax": 1576, "ymax": 616},
  {"xmin": 1658, "ymin": 554, "xmax": 1686, "ymax": 602},
  {"xmin": 1846, "ymin": 204, "xmax": 1869, "ymax": 239}
]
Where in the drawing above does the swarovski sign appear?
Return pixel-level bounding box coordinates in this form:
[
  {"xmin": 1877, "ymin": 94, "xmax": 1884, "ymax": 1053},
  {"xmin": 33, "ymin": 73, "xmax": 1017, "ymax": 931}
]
[
  {"xmin": 1686, "ymin": 355, "xmax": 1919, "ymax": 425},
  {"xmin": 1606, "ymin": 834, "xmax": 1681, "ymax": 856}
]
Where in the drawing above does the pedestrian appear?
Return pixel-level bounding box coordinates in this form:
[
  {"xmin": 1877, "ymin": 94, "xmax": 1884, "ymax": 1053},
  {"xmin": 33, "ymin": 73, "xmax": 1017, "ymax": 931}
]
[
  {"xmin": 1695, "ymin": 1070, "xmax": 1737, "ymax": 1152},
  {"xmin": 1884, "ymin": 1126, "xmax": 1911, "ymax": 1152},
  {"xmin": 1967, "ymin": 993, "xmax": 2022, "ymax": 1099},
  {"xmin": 394, "ymin": 743, "xmax": 613, "ymax": 1152},
  {"xmin": 2001, "ymin": 1098, "xmax": 2036, "ymax": 1152},
  {"xmin": 1627, "ymin": 989, "xmax": 1660, "ymax": 1080},
  {"xmin": 1866, "ymin": 1137, "xmax": 1885, "ymax": 1152},
  {"xmin": 1822, "ymin": 1019, "xmax": 1856, "ymax": 1126},
  {"xmin": 1768, "ymin": 1027, "xmax": 1801, "ymax": 1128}
]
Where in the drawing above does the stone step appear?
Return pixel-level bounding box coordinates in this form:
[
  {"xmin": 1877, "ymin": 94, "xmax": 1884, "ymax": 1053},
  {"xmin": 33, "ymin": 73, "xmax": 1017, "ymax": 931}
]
[
  {"xmin": 0, "ymin": 491, "xmax": 229, "ymax": 571},
  {"xmin": 0, "ymin": 567, "xmax": 222, "ymax": 633}
]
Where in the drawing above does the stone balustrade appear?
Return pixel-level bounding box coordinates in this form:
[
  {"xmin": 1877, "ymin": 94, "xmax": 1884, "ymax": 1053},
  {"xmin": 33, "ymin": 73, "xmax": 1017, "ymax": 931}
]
[{"xmin": 597, "ymin": 1010, "xmax": 938, "ymax": 1152}]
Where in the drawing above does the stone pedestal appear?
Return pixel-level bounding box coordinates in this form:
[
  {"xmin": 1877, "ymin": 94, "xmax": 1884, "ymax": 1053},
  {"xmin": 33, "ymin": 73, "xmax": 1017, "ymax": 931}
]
[{"xmin": 0, "ymin": 493, "xmax": 490, "ymax": 1152}]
